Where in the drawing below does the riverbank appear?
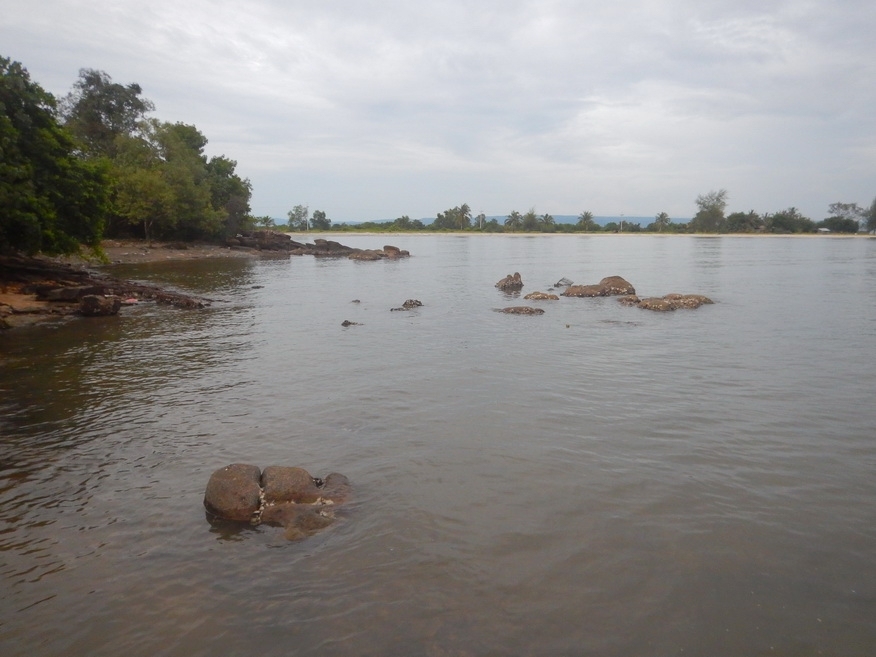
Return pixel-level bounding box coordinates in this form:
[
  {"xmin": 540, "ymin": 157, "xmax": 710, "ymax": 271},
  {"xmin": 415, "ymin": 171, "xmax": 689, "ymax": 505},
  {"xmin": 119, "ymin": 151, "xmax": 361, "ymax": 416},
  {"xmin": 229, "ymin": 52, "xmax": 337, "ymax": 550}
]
[{"xmin": 1, "ymin": 241, "xmax": 256, "ymax": 329}]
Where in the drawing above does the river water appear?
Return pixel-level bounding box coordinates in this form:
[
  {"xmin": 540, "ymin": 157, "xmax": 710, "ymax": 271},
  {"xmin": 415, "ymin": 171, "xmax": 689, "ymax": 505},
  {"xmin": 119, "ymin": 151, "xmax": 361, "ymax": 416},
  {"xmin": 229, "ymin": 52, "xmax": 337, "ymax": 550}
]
[{"xmin": 1, "ymin": 234, "xmax": 875, "ymax": 656}]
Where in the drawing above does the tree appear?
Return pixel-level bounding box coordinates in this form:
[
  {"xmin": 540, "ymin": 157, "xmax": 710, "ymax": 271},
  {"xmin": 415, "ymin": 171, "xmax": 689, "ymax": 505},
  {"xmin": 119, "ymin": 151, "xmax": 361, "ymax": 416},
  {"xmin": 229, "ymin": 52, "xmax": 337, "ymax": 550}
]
[
  {"xmin": 474, "ymin": 213, "xmax": 486, "ymax": 230},
  {"xmin": 867, "ymin": 197, "xmax": 876, "ymax": 233},
  {"xmin": 504, "ymin": 210, "xmax": 522, "ymax": 231},
  {"xmin": 576, "ymin": 211, "xmax": 597, "ymax": 231},
  {"xmin": 61, "ymin": 68, "xmax": 154, "ymax": 156},
  {"xmin": 287, "ymin": 204, "xmax": 309, "ymax": 231},
  {"xmin": 521, "ymin": 208, "xmax": 540, "ymax": 231},
  {"xmin": 690, "ymin": 189, "xmax": 728, "ymax": 232},
  {"xmin": 540, "ymin": 213, "xmax": 555, "ymax": 232},
  {"xmin": 432, "ymin": 204, "xmax": 471, "ymax": 230},
  {"xmin": 723, "ymin": 211, "xmax": 763, "ymax": 233},
  {"xmin": 764, "ymin": 207, "xmax": 815, "ymax": 234},
  {"xmin": 310, "ymin": 210, "xmax": 331, "ymax": 230},
  {"xmin": 654, "ymin": 212, "xmax": 670, "ymax": 232},
  {"xmin": 1, "ymin": 57, "xmax": 107, "ymax": 254}
]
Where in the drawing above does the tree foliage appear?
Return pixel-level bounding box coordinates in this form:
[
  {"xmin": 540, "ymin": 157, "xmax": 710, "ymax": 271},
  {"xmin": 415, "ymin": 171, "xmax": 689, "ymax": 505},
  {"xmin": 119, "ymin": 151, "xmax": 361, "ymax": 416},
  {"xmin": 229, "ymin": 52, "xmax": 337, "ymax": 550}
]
[
  {"xmin": 287, "ymin": 204, "xmax": 309, "ymax": 231},
  {"xmin": 432, "ymin": 204, "xmax": 471, "ymax": 230},
  {"xmin": 310, "ymin": 210, "xmax": 331, "ymax": 230},
  {"xmin": 1, "ymin": 56, "xmax": 107, "ymax": 254},
  {"xmin": 576, "ymin": 211, "xmax": 597, "ymax": 231},
  {"xmin": 690, "ymin": 189, "xmax": 728, "ymax": 232},
  {"xmin": 61, "ymin": 68, "xmax": 154, "ymax": 157}
]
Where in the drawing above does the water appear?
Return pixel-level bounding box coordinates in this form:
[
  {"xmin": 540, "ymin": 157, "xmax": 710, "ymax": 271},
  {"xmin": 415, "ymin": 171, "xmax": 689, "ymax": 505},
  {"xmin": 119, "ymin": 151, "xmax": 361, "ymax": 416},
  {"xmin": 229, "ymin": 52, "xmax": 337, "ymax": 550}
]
[{"xmin": 1, "ymin": 235, "xmax": 875, "ymax": 656}]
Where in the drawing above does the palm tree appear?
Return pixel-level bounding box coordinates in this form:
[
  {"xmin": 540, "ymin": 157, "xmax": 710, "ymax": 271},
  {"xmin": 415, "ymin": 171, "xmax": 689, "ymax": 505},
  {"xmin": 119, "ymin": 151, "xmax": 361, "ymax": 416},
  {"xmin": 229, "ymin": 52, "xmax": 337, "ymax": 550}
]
[
  {"xmin": 577, "ymin": 210, "xmax": 596, "ymax": 231},
  {"xmin": 655, "ymin": 211, "xmax": 670, "ymax": 232},
  {"xmin": 504, "ymin": 210, "xmax": 522, "ymax": 231}
]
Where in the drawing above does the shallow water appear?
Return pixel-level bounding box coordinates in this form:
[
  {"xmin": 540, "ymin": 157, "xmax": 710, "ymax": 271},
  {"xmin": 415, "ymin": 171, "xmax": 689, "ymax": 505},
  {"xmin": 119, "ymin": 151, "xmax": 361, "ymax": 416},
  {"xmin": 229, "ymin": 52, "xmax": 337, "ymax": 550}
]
[{"xmin": 1, "ymin": 235, "xmax": 875, "ymax": 656}]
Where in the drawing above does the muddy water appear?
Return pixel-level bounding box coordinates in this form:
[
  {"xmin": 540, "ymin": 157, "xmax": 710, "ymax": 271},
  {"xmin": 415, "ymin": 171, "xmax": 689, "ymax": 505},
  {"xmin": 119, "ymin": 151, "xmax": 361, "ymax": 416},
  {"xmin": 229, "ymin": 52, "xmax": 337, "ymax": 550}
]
[{"xmin": 1, "ymin": 235, "xmax": 875, "ymax": 656}]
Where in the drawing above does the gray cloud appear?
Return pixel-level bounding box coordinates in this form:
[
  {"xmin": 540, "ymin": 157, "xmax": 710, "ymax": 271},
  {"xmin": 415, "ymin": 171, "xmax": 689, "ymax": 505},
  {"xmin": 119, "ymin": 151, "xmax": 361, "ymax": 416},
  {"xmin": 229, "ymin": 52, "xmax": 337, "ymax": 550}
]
[{"xmin": 2, "ymin": 0, "xmax": 874, "ymax": 220}]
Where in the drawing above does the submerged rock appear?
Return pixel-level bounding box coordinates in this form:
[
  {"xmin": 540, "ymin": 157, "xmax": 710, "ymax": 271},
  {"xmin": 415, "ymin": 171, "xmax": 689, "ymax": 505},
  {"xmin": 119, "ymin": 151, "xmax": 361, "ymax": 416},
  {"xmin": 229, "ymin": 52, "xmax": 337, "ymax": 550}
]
[
  {"xmin": 79, "ymin": 294, "xmax": 122, "ymax": 316},
  {"xmin": 619, "ymin": 293, "xmax": 715, "ymax": 311},
  {"xmin": 391, "ymin": 299, "xmax": 423, "ymax": 311},
  {"xmin": 204, "ymin": 464, "xmax": 263, "ymax": 522},
  {"xmin": 500, "ymin": 306, "xmax": 545, "ymax": 315}
]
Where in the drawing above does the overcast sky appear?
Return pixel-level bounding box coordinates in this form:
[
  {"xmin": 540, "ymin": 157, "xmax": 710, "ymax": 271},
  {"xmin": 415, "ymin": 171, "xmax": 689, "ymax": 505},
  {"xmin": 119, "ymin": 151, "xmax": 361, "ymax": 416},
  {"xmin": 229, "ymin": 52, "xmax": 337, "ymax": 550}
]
[{"xmin": 3, "ymin": 0, "xmax": 874, "ymax": 221}]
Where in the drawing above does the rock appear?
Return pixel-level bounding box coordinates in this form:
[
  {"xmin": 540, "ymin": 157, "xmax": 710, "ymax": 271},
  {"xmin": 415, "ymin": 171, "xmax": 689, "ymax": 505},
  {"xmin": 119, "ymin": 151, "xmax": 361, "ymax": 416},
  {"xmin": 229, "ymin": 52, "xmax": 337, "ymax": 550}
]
[
  {"xmin": 261, "ymin": 466, "xmax": 322, "ymax": 504},
  {"xmin": 341, "ymin": 320, "xmax": 361, "ymax": 326},
  {"xmin": 500, "ymin": 306, "xmax": 545, "ymax": 315},
  {"xmin": 383, "ymin": 245, "xmax": 410, "ymax": 258},
  {"xmin": 621, "ymin": 293, "xmax": 715, "ymax": 311},
  {"xmin": 348, "ymin": 249, "xmax": 384, "ymax": 261},
  {"xmin": 495, "ymin": 272, "xmax": 523, "ymax": 290},
  {"xmin": 555, "ymin": 277, "xmax": 574, "ymax": 287},
  {"xmin": 391, "ymin": 299, "xmax": 423, "ymax": 311},
  {"xmin": 637, "ymin": 297, "xmax": 676, "ymax": 311},
  {"xmin": 43, "ymin": 285, "xmax": 105, "ymax": 301},
  {"xmin": 562, "ymin": 275, "xmax": 635, "ymax": 297},
  {"xmin": 204, "ymin": 464, "xmax": 263, "ymax": 522},
  {"xmin": 261, "ymin": 503, "xmax": 336, "ymax": 541},
  {"xmin": 524, "ymin": 291, "xmax": 559, "ymax": 300},
  {"xmin": 79, "ymin": 294, "xmax": 122, "ymax": 316},
  {"xmin": 321, "ymin": 473, "xmax": 352, "ymax": 504}
]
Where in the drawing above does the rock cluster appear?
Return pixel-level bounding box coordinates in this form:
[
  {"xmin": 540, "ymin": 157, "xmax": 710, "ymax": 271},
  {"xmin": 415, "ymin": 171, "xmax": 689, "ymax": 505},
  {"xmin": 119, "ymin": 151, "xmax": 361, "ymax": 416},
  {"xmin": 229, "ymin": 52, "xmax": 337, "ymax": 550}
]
[
  {"xmin": 204, "ymin": 464, "xmax": 351, "ymax": 541},
  {"xmin": 226, "ymin": 233, "xmax": 410, "ymax": 261}
]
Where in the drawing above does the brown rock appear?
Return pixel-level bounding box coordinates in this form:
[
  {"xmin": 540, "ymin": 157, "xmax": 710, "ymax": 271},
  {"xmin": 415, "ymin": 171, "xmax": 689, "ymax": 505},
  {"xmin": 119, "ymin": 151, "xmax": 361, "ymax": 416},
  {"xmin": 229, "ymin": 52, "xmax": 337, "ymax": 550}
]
[
  {"xmin": 79, "ymin": 295, "xmax": 122, "ymax": 316},
  {"xmin": 261, "ymin": 466, "xmax": 322, "ymax": 504},
  {"xmin": 524, "ymin": 291, "xmax": 559, "ymax": 300},
  {"xmin": 638, "ymin": 297, "xmax": 676, "ymax": 312},
  {"xmin": 204, "ymin": 464, "xmax": 262, "ymax": 521},
  {"xmin": 495, "ymin": 272, "xmax": 523, "ymax": 290},
  {"xmin": 617, "ymin": 295, "xmax": 640, "ymax": 306},
  {"xmin": 501, "ymin": 306, "xmax": 545, "ymax": 315},
  {"xmin": 562, "ymin": 275, "xmax": 635, "ymax": 297},
  {"xmin": 321, "ymin": 473, "xmax": 352, "ymax": 504}
]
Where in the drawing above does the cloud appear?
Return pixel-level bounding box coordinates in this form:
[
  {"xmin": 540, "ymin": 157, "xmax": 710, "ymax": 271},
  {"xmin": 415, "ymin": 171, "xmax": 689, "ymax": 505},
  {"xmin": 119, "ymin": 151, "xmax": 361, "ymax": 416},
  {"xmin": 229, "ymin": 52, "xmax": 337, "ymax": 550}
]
[{"xmin": 2, "ymin": 0, "xmax": 875, "ymax": 219}]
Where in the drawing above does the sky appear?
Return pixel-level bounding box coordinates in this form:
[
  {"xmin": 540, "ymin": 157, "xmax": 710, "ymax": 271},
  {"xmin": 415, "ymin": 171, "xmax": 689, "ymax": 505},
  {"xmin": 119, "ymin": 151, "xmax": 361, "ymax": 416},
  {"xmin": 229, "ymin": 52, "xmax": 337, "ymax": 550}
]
[{"xmin": 2, "ymin": 0, "xmax": 875, "ymax": 222}]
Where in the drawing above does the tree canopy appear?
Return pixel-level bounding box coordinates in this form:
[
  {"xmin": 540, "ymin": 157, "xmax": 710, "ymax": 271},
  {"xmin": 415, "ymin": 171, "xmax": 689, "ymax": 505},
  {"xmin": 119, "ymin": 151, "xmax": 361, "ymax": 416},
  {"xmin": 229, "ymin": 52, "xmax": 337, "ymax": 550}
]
[{"xmin": 1, "ymin": 57, "xmax": 107, "ymax": 254}]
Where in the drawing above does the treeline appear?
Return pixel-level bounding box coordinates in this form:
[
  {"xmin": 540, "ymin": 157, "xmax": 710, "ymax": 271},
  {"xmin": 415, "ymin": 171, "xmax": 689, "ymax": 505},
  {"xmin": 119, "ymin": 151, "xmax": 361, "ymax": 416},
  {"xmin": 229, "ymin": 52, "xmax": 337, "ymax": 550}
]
[
  {"xmin": 1, "ymin": 56, "xmax": 253, "ymax": 255},
  {"xmin": 283, "ymin": 195, "xmax": 876, "ymax": 235}
]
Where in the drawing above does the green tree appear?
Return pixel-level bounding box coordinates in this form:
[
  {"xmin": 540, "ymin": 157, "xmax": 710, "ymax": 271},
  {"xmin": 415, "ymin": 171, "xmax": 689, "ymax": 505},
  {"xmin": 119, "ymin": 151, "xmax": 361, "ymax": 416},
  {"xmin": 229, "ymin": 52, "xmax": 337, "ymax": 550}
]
[
  {"xmin": 205, "ymin": 155, "xmax": 252, "ymax": 238},
  {"xmin": 0, "ymin": 57, "xmax": 107, "ymax": 255},
  {"xmin": 504, "ymin": 210, "xmax": 522, "ymax": 231},
  {"xmin": 867, "ymin": 197, "xmax": 876, "ymax": 233},
  {"xmin": 540, "ymin": 213, "xmax": 555, "ymax": 232},
  {"xmin": 61, "ymin": 68, "xmax": 154, "ymax": 156},
  {"xmin": 287, "ymin": 204, "xmax": 309, "ymax": 231},
  {"xmin": 432, "ymin": 204, "xmax": 471, "ymax": 230},
  {"xmin": 311, "ymin": 210, "xmax": 331, "ymax": 230},
  {"xmin": 723, "ymin": 210, "xmax": 763, "ymax": 233},
  {"xmin": 521, "ymin": 208, "xmax": 539, "ymax": 231},
  {"xmin": 654, "ymin": 211, "xmax": 670, "ymax": 232},
  {"xmin": 690, "ymin": 189, "xmax": 728, "ymax": 232},
  {"xmin": 816, "ymin": 216, "xmax": 859, "ymax": 233},
  {"xmin": 576, "ymin": 211, "xmax": 597, "ymax": 231},
  {"xmin": 764, "ymin": 207, "xmax": 815, "ymax": 234}
]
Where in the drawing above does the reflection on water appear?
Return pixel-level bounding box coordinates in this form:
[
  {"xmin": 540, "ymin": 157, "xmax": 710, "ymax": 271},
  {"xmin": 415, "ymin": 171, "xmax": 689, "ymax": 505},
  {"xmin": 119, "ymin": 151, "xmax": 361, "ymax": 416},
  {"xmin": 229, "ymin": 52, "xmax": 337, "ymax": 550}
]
[{"xmin": 1, "ymin": 235, "xmax": 875, "ymax": 656}]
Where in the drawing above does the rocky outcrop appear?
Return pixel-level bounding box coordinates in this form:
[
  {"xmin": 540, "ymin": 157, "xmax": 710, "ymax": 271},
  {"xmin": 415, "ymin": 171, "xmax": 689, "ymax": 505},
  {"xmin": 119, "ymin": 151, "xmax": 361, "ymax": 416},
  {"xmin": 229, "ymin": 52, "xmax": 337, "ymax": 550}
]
[
  {"xmin": 524, "ymin": 291, "xmax": 559, "ymax": 300},
  {"xmin": 204, "ymin": 464, "xmax": 351, "ymax": 541},
  {"xmin": 562, "ymin": 275, "xmax": 635, "ymax": 297},
  {"xmin": 226, "ymin": 233, "xmax": 410, "ymax": 261},
  {"xmin": 500, "ymin": 306, "xmax": 545, "ymax": 315},
  {"xmin": 496, "ymin": 272, "xmax": 523, "ymax": 290},
  {"xmin": 618, "ymin": 293, "xmax": 714, "ymax": 311},
  {"xmin": 79, "ymin": 294, "xmax": 122, "ymax": 316}
]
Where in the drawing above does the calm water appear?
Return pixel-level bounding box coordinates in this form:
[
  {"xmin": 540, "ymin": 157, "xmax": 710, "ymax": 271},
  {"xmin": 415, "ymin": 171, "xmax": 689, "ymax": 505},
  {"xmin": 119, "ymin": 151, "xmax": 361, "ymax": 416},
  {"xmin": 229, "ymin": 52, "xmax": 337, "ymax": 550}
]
[{"xmin": 1, "ymin": 234, "xmax": 875, "ymax": 656}]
